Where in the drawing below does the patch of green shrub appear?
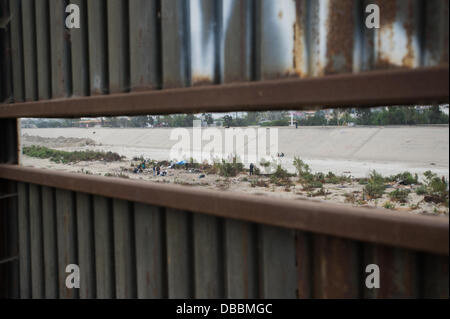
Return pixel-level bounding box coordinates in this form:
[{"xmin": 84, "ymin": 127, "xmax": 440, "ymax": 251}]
[
  {"xmin": 23, "ymin": 145, "xmax": 124, "ymax": 163},
  {"xmin": 363, "ymin": 170, "xmax": 386, "ymax": 199},
  {"xmin": 270, "ymin": 165, "xmax": 292, "ymax": 186},
  {"xmin": 213, "ymin": 157, "xmax": 244, "ymax": 177},
  {"xmin": 389, "ymin": 189, "xmax": 410, "ymax": 203}
]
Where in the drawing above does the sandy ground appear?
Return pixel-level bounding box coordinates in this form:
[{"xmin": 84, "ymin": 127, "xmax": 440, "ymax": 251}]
[
  {"xmin": 20, "ymin": 126, "xmax": 449, "ymax": 216},
  {"xmin": 22, "ymin": 126, "xmax": 449, "ymax": 179},
  {"xmin": 21, "ymin": 155, "xmax": 448, "ymax": 215}
]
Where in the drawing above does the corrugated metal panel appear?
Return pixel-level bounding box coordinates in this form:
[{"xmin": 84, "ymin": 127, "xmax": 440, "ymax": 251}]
[
  {"xmin": 258, "ymin": 0, "xmax": 305, "ymax": 79},
  {"xmin": 41, "ymin": 186, "xmax": 58, "ymax": 298},
  {"xmin": 17, "ymin": 182, "xmax": 30, "ymax": 298},
  {"xmin": 0, "ymin": 0, "xmax": 13, "ymax": 103},
  {"xmin": 76, "ymin": 192, "xmax": 96, "ymax": 298},
  {"xmin": 224, "ymin": 219, "xmax": 258, "ymax": 298},
  {"xmin": 134, "ymin": 203, "xmax": 166, "ymax": 298},
  {"xmin": 193, "ymin": 214, "xmax": 224, "ymax": 298},
  {"xmin": 87, "ymin": 0, "xmax": 108, "ymax": 95},
  {"xmin": 21, "ymin": 0, "xmax": 37, "ymax": 101},
  {"xmin": 35, "ymin": 0, "xmax": 52, "ymax": 100},
  {"xmin": 295, "ymin": 231, "xmax": 312, "ymax": 298},
  {"xmin": 49, "ymin": 0, "xmax": 72, "ymax": 98},
  {"xmin": 222, "ymin": 0, "xmax": 253, "ymax": 83},
  {"xmin": 190, "ymin": 0, "xmax": 220, "ymax": 85},
  {"xmin": 165, "ymin": 208, "xmax": 193, "ymax": 298},
  {"xmin": 259, "ymin": 225, "xmax": 297, "ymax": 298},
  {"xmin": 313, "ymin": 235, "xmax": 360, "ymax": 298},
  {"xmin": 423, "ymin": 254, "xmax": 449, "ymax": 298},
  {"xmin": 161, "ymin": 0, "xmax": 190, "ymax": 88},
  {"xmin": 129, "ymin": 0, "xmax": 160, "ymax": 91},
  {"xmin": 113, "ymin": 199, "xmax": 136, "ymax": 298},
  {"xmin": 364, "ymin": 244, "xmax": 419, "ymax": 298},
  {"xmin": 9, "ymin": 0, "xmax": 24, "ymax": 102},
  {"xmin": 93, "ymin": 195, "xmax": 115, "ymax": 298},
  {"xmin": 423, "ymin": 0, "xmax": 449, "ymax": 66},
  {"xmin": 374, "ymin": 0, "xmax": 422, "ymax": 69},
  {"xmin": 70, "ymin": 0, "xmax": 89, "ymax": 97},
  {"xmin": 29, "ymin": 184, "xmax": 44, "ymax": 298},
  {"xmin": 107, "ymin": 0, "xmax": 129, "ymax": 93},
  {"xmin": 55, "ymin": 189, "xmax": 77, "ymax": 299}
]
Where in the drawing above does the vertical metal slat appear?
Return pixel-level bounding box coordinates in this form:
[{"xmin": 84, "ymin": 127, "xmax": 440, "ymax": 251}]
[
  {"xmin": 134, "ymin": 203, "xmax": 166, "ymax": 298},
  {"xmin": 93, "ymin": 195, "xmax": 115, "ymax": 298},
  {"xmin": 17, "ymin": 182, "xmax": 30, "ymax": 298},
  {"xmin": 29, "ymin": 184, "xmax": 44, "ymax": 298},
  {"xmin": 35, "ymin": 0, "xmax": 52, "ymax": 100},
  {"xmin": 165, "ymin": 208, "xmax": 193, "ymax": 298},
  {"xmin": 55, "ymin": 189, "xmax": 77, "ymax": 299},
  {"xmin": 129, "ymin": 0, "xmax": 160, "ymax": 91},
  {"xmin": 259, "ymin": 225, "xmax": 297, "ymax": 299},
  {"xmin": 76, "ymin": 192, "xmax": 96, "ymax": 298},
  {"xmin": 41, "ymin": 186, "xmax": 58, "ymax": 298},
  {"xmin": 113, "ymin": 199, "xmax": 136, "ymax": 298}
]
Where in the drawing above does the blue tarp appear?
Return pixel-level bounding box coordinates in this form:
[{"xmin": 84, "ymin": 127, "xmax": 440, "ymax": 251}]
[{"xmin": 176, "ymin": 160, "xmax": 186, "ymax": 165}]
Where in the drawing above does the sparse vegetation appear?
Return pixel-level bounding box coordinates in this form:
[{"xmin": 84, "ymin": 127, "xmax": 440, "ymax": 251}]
[
  {"xmin": 23, "ymin": 145, "xmax": 124, "ymax": 164},
  {"xmin": 388, "ymin": 171, "xmax": 419, "ymax": 185},
  {"xmin": 419, "ymin": 171, "xmax": 449, "ymax": 206},
  {"xmin": 383, "ymin": 201, "xmax": 396, "ymax": 210},
  {"xmin": 389, "ymin": 189, "xmax": 410, "ymax": 203},
  {"xmin": 363, "ymin": 170, "xmax": 386, "ymax": 199},
  {"xmin": 213, "ymin": 157, "xmax": 244, "ymax": 177},
  {"xmin": 270, "ymin": 165, "xmax": 293, "ymax": 186}
]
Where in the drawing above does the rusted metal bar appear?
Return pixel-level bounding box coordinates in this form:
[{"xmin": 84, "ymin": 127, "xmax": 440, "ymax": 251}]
[
  {"xmin": 0, "ymin": 66, "xmax": 447, "ymax": 118},
  {"xmin": 0, "ymin": 164, "xmax": 447, "ymax": 256}
]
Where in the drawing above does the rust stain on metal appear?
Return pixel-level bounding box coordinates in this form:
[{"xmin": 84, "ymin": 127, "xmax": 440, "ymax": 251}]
[
  {"xmin": 375, "ymin": 0, "xmax": 398, "ymax": 69},
  {"xmin": 325, "ymin": 0, "xmax": 354, "ymax": 74},
  {"xmin": 402, "ymin": 0, "xmax": 416, "ymax": 68},
  {"xmin": 293, "ymin": 0, "xmax": 307, "ymax": 77}
]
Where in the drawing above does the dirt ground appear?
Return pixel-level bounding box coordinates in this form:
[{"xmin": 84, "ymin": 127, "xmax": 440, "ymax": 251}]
[{"xmin": 21, "ymin": 153, "xmax": 449, "ymax": 216}]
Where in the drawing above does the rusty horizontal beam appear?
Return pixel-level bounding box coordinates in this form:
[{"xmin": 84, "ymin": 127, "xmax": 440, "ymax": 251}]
[
  {"xmin": 0, "ymin": 66, "xmax": 448, "ymax": 118},
  {"xmin": 0, "ymin": 164, "xmax": 448, "ymax": 255}
]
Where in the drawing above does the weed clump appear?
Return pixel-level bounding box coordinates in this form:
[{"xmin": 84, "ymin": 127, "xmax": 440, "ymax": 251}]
[
  {"xmin": 389, "ymin": 189, "xmax": 410, "ymax": 203},
  {"xmin": 418, "ymin": 171, "xmax": 449, "ymax": 206},
  {"xmin": 23, "ymin": 145, "xmax": 124, "ymax": 163},
  {"xmin": 270, "ymin": 165, "xmax": 293, "ymax": 186},
  {"xmin": 363, "ymin": 170, "xmax": 386, "ymax": 199},
  {"xmin": 213, "ymin": 157, "xmax": 244, "ymax": 177}
]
